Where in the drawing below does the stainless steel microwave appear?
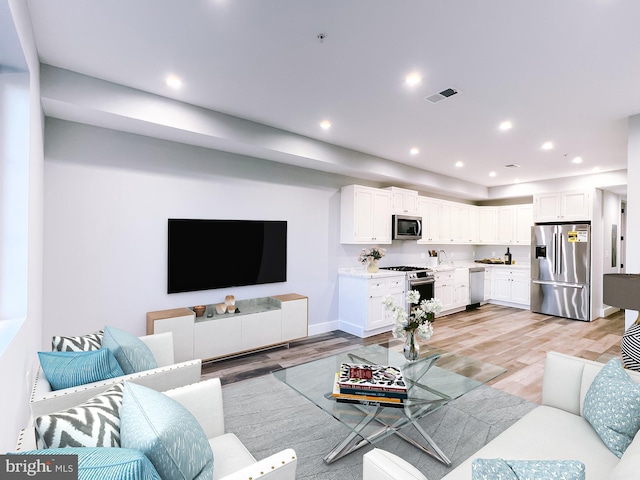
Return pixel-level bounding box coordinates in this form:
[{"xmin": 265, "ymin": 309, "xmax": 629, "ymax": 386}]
[{"xmin": 392, "ymin": 215, "xmax": 422, "ymax": 240}]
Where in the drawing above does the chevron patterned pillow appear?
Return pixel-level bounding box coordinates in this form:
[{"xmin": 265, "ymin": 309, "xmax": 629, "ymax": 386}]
[
  {"xmin": 35, "ymin": 382, "xmax": 124, "ymax": 449},
  {"xmin": 52, "ymin": 329, "xmax": 104, "ymax": 352}
]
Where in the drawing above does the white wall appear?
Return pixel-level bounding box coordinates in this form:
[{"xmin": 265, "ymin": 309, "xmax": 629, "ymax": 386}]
[
  {"xmin": 626, "ymin": 114, "xmax": 640, "ymax": 328},
  {"xmin": 0, "ymin": 0, "xmax": 44, "ymax": 453},
  {"xmin": 42, "ymin": 120, "xmax": 487, "ymax": 345}
]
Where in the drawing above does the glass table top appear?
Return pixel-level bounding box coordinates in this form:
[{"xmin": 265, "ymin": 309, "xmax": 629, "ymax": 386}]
[{"xmin": 273, "ymin": 341, "xmax": 506, "ymax": 464}]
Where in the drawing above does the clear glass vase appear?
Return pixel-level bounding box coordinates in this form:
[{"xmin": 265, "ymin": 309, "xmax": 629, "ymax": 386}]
[{"xmin": 403, "ymin": 329, "xmax": 420, "ymax": 362}]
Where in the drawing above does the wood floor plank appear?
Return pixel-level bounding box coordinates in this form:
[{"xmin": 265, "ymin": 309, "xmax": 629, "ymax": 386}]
[{"xmin": 201, "ymin": 304, "xmax": 625, "ymax": 403}]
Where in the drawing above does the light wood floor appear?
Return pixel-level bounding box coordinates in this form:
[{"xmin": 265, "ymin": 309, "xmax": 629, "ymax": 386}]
[{"xmin": 201, "ymin": 304, "xmax": 624, "ymax": 403}]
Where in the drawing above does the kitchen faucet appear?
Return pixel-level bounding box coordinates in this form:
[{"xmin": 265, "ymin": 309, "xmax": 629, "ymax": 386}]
[{"xmin": 437, "ymin": 249, "xmax": 450, "ymax": 265}]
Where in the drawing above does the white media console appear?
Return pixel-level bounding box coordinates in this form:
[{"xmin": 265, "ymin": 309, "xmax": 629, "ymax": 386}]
[{"xmin": 146, "ymin": 294, "xmax": 308, "ymax": 362}]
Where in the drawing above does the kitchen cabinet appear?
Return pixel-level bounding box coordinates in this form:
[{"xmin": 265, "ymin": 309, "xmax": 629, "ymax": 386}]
[
  {"xmin": 338, "ymin": 273, "xmax": 406, "ymax": 337},
  {"xmin": 453, "ymin": 204, "xmax": 478, "ymax": 243},
  {"xmin": 434, "ymin": 268, "xmax": 469, "ymax": 313},
  {"xmin": 484, "ymin": 267, "xmax": 492, "ymax": 301},
  {"xmin": 478, "ymin": 207, "xmax": 498, "ymax": 244},
  {"xmin": 417, "ymin": 196, "xmax": 443, "ymax": 243},
  {"xmin": 340, "ymin": 185, "xmax": 392, "ymax": 244},
  {"xmin": 385, "ymin": 186, "xmax": 419, "ymax": 215},
  {"xmin": 533, "ymin": 190, "xmax": 592, "ymax": 223},
  {"xmin": 491, "ymin": 268, "xmax": 530, "ymax": 307},
  {"xmin": 497, "ymin": 204, "xmax": 533, "ymax": 245}
]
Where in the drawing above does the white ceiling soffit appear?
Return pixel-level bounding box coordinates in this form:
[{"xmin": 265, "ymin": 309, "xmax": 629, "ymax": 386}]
[{"xmin": 40, "ymin": 65, "xmax": 489, "ymax": 200}]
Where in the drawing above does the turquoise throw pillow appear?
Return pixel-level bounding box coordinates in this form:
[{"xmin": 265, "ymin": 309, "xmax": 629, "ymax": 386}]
[
  {"xmin": 472, "ymin": 458, "xmax": 586, "ymax": 480},
  {"xmin": 583, "ymin": 358, "xmax": 640, "ymax": 457},
  {"xmin": 11, "ymin": 447, "xmax": 161, "ymax": 480},
  {"xmin": 102, "ymin": 325, "xmax": 157, "ymax": 374},
  {"xmin": 38, "ymin": 349, "xmax": 125, "ymax": 391},
  {"xmin": 120, "ymin": 382, "xmax": 214, "ymax": 480}
]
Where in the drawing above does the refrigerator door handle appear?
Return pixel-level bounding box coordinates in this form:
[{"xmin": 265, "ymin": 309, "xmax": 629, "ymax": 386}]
[
  {"xmin": 532, "ymin": 280, "xmax": 584, "ymax": 289},
  {"xmin": 558, "ymin": 233, "xmax": 563, "ymax": 275},
  {"xmin": 553, "ymin": 232, "xmax": 558, "ymax": 275}
]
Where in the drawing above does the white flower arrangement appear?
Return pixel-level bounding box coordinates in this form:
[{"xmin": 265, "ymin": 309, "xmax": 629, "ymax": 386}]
[
  {"xmin": 358, "ymin": 246, "xmax": 386, "ymax": 265},
  {"xmin": 383, "ymin": 290, "xmax": 443, "ymax": 341}
]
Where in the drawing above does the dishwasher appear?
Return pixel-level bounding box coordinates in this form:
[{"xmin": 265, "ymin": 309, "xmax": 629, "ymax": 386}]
[{"xmin": 467, "ymin": 266, "xmax": 485, "ymax": 309}]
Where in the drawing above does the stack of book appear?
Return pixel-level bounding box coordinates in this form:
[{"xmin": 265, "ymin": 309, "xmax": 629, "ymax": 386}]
[{"xmin": 332, "ymin": 363, "xmax": 408, "ymax": 408}]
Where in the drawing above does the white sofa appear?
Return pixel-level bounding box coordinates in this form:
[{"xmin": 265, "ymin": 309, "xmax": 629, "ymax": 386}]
[
  {"xmin": 18, "ymin": 377, "xmax": 297, "ymax": 480},
  {"xmin": 363, "ymin": 352, "xmax": 640, "ymax": 480},
  {"xmin": 29, "ymin": 332, "xmax": 202, "ymax": 418}
]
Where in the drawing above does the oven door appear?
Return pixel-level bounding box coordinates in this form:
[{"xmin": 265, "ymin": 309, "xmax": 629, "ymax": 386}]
[{"xmin": 408, "ymin": 276, "xmax": 435, "ymax": 308}]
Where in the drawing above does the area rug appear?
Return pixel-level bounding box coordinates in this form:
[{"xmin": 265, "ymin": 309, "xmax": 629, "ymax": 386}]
[{"xmin": 221, "ymin": 374, "xmax": 537, "ymax": 480}]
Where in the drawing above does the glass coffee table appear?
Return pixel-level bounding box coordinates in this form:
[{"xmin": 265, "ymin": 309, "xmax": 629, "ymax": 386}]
[{"xmin": 273, "ymin": 342, "xmax": 506, "ymax": 465}]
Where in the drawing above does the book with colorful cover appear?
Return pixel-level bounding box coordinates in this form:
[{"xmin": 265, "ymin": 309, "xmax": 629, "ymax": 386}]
[
  {"xmin": 337, "ymin": 363, "xmax": 408, "ymax": 396},
  {"xmin": 332, "ymin": 374, "xmax": 405, "ymax": 408}
]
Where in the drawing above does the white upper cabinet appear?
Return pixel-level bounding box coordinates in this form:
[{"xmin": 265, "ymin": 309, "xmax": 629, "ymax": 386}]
[
  {"xmin": 385, "ymin": 187, "xmax": 419, "ymax": 215},
  {"xmin": 417, "ymin": 196, "xmax": 442, "ymax": 243},
  {"xmin": 478, "ymin": 207, "xmax": 498, "ymax": 244},
  {"xmin": 533, "ymin": 190, "xmax": 592, "ymax": 223},
  {"xmin": 496, "ymin": 204, "xmax": 533, "ymax": 245},
  {"xmin": 340, "ymin": 185, "xmax": 392, "ymax": 244}
]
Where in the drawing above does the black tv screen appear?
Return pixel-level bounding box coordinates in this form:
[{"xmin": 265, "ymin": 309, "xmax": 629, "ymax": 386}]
[{"xmin": 168, "ymin": 219, "xmax": 287, "ymax": 294}]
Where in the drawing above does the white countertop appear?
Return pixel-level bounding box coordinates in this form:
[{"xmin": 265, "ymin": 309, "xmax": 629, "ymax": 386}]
[{"xmin": 338, "ymin": 267, "xmax": 408, "ymax": 279}]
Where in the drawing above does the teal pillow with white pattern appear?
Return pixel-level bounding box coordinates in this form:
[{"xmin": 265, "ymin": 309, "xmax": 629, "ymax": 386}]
[
  {"xmin": 472, "ymin": 458, "xmax": 586, "ymax": 480},
  {"xmin": 583, "ymin": 358, "xmax": 640, "ymax": 457},
  {"xmin": 102, "ymin": 325, "xmax": 157, "ymax": 374},
  {"xmin": 38, "ymin": 349, "xmax": 125, "ymax": 390},
  {"xmin": 12, "ymin": 447, "xmax": 161, "ymax": 480},
  {"xmin": 120, "ymin": 382, "xmax": 214, "ymax": 480}
]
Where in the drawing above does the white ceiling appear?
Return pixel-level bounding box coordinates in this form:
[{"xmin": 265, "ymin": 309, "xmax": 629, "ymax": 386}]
[{"xmin": 20, "ymin": 0, "xmax": 640, "ymax": 193}]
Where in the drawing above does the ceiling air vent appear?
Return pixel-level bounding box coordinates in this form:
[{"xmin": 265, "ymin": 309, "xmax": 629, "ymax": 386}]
[
  {"xmin": 425, "ymin": 88, "xmax": 459, "ymax": 104},
  {"xmin": 504, "ymin": 164, "xmax": 521, "ymax": 168}
]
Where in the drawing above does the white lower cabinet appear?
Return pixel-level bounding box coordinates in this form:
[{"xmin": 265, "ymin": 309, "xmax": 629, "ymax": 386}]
[
  {"xmin": 490, "ymin": 269, "xmax": 530, "ymax": 307},
  {"xmin": 434, "ymin": 268, "xmax": 469, "ymax": 314},
  {"xmin": 339, "ymin": 274, "xmax": 405, "ymax": 337}
]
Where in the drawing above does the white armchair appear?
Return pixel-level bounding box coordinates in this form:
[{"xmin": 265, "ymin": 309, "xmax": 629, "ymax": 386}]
[
  {"xmin": 161, "ymin": 378, "xmax": 297, "ymax": 480},
  {"xmin": 363, "ymin": 449, "xmax": 428, "ymax": 480},
  {"xmin": 29, "ymin": 332, "xmax": 202, "ymax": 419}
]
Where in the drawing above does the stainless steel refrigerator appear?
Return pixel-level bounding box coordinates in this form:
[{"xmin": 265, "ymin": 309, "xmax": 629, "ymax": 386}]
[{"xmin": 530, "ymin": 223, "xmax": 591, "ymax": 321}]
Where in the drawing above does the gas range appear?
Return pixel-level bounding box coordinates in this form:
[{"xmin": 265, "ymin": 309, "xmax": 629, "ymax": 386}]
[{"xmin": 381, "ymin": 265, "xmax": 434, "ymax": 280}]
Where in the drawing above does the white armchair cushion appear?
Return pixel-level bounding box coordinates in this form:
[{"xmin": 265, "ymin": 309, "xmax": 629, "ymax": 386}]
[{"xmin": 363, "ymin": 449, "xmax": 428, "ymax": 480}]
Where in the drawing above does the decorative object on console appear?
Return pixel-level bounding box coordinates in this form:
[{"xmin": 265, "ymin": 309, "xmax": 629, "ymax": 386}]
[
  {"xmin": 225, "ymin": 295, "xmax": 235, "ymax": 306},
  {"xmin": 358, "ymin": 245, "xmax": 386, "ymax": 273},
  {"xmin": 215, "ymin": 303, "xmax": 227, "ymax": 314},
  {"xmin": 383, "ymin": 290, "xmax": 442, "ymax": 361},
  {"xmin": 193, "ymin": 305, "xmax": 206, "ymax": 317},
  {"xmin": 37, "ymin": 349, "xmax": 125, "ymax": 391}
]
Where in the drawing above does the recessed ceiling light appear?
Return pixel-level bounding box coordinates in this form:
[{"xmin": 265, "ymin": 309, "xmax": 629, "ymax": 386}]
[
  {"xmin": 541, "ymin": 142, "xmax": 554, "ymax": 150},
  {"xmin": 165, "ymin": 75, "xmax": 183, "ymax": 89},
  {"xmin": 455, "ymin": 161, "xmax": 464, "ymax": 168},
  {"xmin": 405, "ymin": 73, "xmax": 422, "ymax": 86},
  {"xmin": 489, "ymin": 171, "xmax": 497, "ymax": 177},
  {"xmin": 410, "ymin": 147, "xmax": 420, "ymax": 155},
  {"xmin": 572, "ymin": 156, "xmax": 583, "ymax": 164},
  {"xmin": 499, "ymin": 121, "xmax": 512, "ymax": 131},
  {"xmin": 319, "ymin": 120, "xmax": 332, "ymax": 130}
]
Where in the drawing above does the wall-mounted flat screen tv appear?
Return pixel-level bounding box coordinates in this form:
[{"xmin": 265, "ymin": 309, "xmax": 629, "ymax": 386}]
[{"xmin": 167, "ymin": 219, "xmax": 287, "ymax": 294}]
